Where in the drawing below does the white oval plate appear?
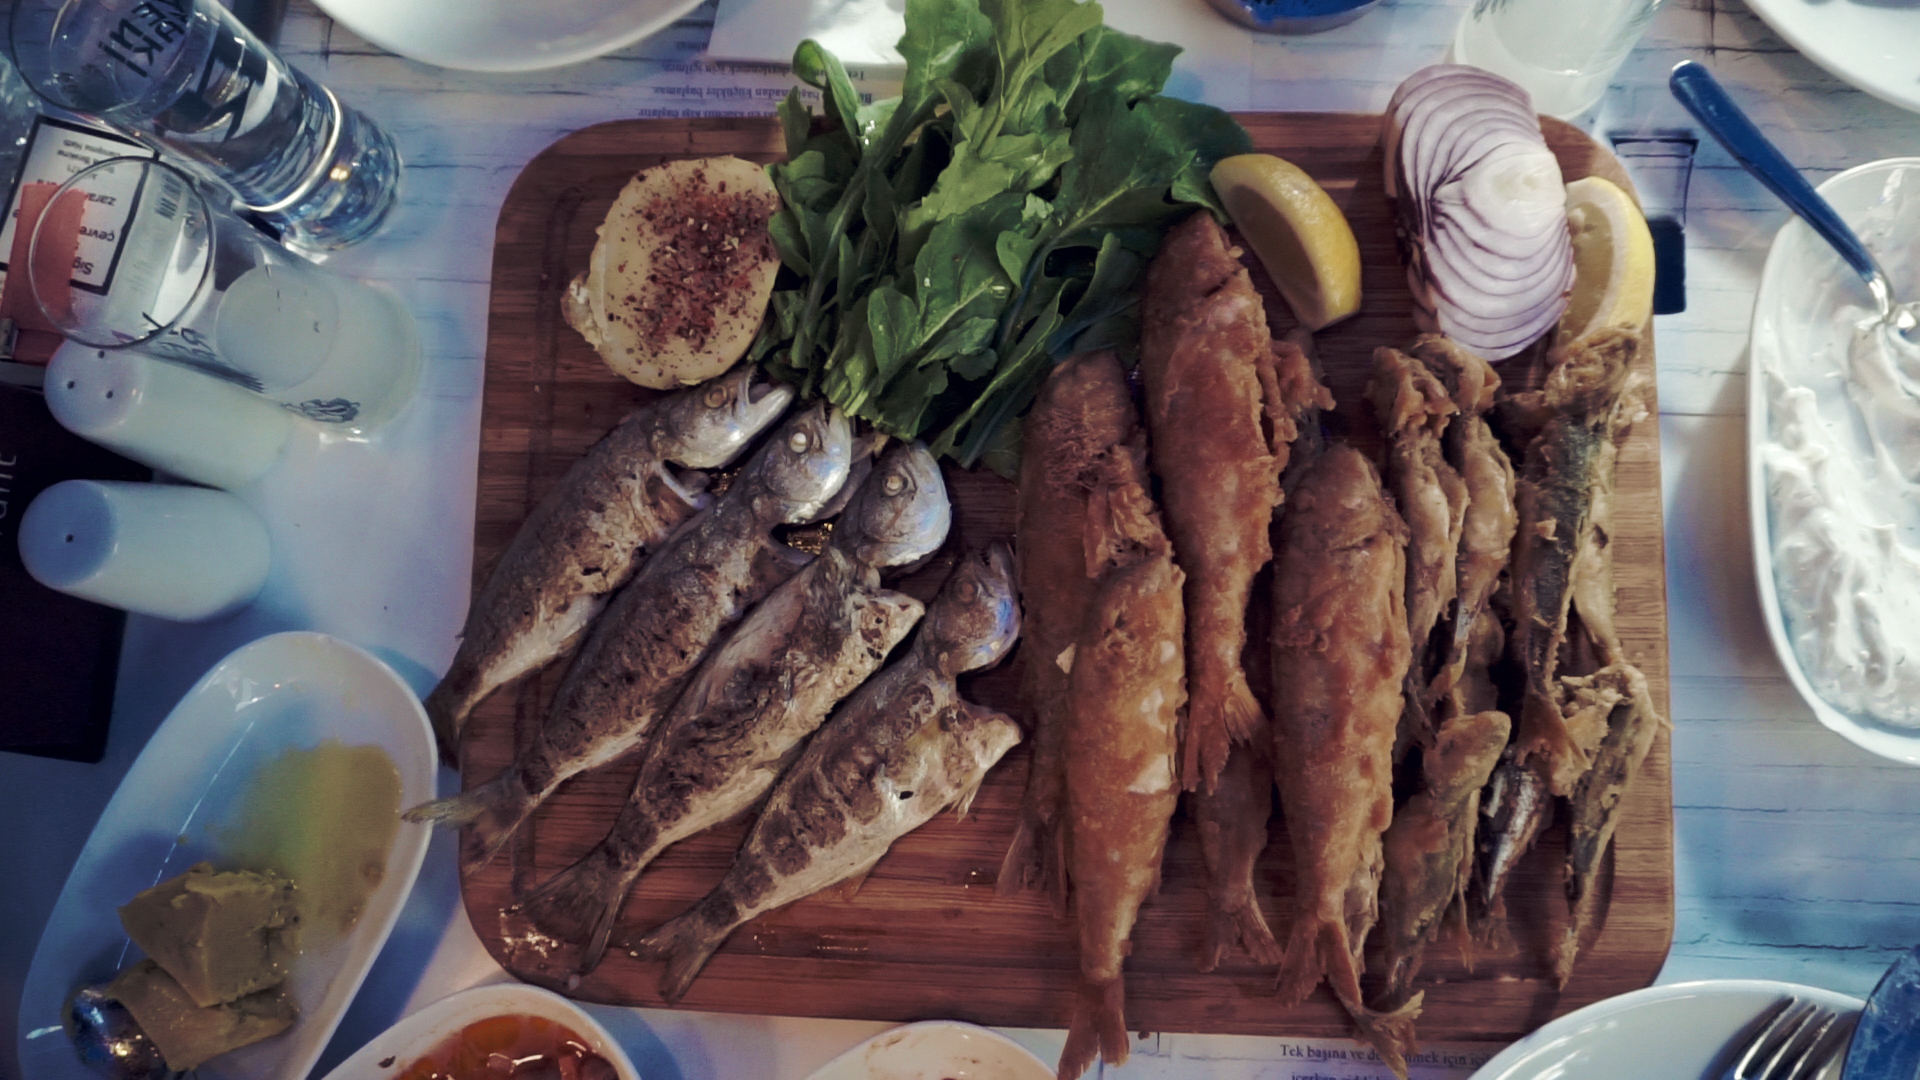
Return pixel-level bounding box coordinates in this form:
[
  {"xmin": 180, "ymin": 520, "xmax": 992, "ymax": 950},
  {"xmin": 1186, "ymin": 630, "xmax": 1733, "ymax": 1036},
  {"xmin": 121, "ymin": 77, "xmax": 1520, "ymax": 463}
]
[
  {"xmin": 1745, "ymin": 0, "xmax": 1920, "ymax": 116},
  {"xmin": 1472, "ymin": 979, "xmax": 1862, "ymax": 1079},
  {"xmin": 317, "ymin": 982, "xmax": 639, "ymax": 1080},
  {"xmin": 16, "ymin": 631, "xmax": 437, "ymax": 1080},
  {"xmin": 805, "ymin": 1021, "xmax": 1051, "ymax": 1080},
  {"xmin": 1747, "ymin": 157, "xmax": 1920, "ymax": 765},
  {"xmin": 314, "ymin": 0, "xmax": 707, "ymax": 73}
]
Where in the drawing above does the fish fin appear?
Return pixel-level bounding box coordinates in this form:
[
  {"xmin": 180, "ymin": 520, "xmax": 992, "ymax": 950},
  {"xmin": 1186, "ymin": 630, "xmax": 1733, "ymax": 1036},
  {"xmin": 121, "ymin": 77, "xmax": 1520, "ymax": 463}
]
[
  {"xmin": 996, "ymin": 814, "xmax": 1042, "ymax": 898},
  {"xmin": 1220, "ymin": 676, "xmax": 1266, "ymax": 751},
  {"xmin": 1348, "ymin": 992, "xmax": 1424, "ymax": 1080},
  {"xmin": 1043, "ymin": 821, "xmax": 1071, "ymax": 920},
  {"xmin": 515, "ymin": 849, "xmax": 635, "ymax": 975},
  {"xmin": 402, "ymin": 766, "xmax": 540, "ymax": 873},
  {"xmin": 630, "ymin": 906, "xmax": 731, "ymax": 1002},
  {"xmin": 1275, "ymin": 916, "xmax": 1334, "ymax": 1006},
  {"xmin": 1201, "ymin": 896, "xmax": 1283, "ymax": 973},
  {"xmin": 1057, "ymin": 976, "xmax": 1128, "ymax": 1080},
  {"xmin": 423, "ymin": 669, "xmax": 477, "ymax": 764},
  {"xmin": 827, "ymin": 855, "xmax": 883, "ymax": 903}
]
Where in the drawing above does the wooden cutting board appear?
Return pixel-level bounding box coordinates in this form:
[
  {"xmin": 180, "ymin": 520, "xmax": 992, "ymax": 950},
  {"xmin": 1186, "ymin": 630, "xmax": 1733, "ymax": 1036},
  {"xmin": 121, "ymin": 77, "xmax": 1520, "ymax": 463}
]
[{"xmin": 464, "ymin": 113, "xmax": 1673, "ymax": 1043}]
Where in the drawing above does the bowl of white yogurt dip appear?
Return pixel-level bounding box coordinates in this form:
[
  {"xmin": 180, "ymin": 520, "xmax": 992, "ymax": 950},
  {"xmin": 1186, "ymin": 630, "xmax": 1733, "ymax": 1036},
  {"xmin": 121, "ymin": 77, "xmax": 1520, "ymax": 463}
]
[{"xmin": 1750, "ymin": 156, "xmax": 1920, "ymax": 764}]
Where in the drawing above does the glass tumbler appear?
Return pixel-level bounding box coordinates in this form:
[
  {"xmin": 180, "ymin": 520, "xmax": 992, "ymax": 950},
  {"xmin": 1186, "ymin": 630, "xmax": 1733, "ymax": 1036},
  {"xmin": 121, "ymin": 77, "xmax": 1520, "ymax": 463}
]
[
  {"xmin": 28, "ymin": 156, "xmax": 420, "ymax": 434},
  {"xmin": 1453, "ymin": 0, "xmax": 1666, "ymax": 119},
  {"xmin": 9, "ymin": 0, "xmax": 401, "ymax": 249}
]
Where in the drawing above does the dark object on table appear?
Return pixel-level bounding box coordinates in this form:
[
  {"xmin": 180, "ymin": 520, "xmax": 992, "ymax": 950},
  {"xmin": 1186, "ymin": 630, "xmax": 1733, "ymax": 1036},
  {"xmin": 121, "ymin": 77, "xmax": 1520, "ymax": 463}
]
[
  {"xmin": 223, "ymin": 0, "xmax": 289, "ymax": 45},
  {"xmin": 0, "ymin": 386, "xmax": 150, "ymax": 762},
  {"xmin": 1204, "ymin": 0, "xmax": 1380, "ymax": 33},
  {"xmin": 1609, "ymin": 132, "xmax": 1697, "ymax": 316},
  {"xmin": 65, "ymin": 984, "xmax": 180, "ymax": 1080}
]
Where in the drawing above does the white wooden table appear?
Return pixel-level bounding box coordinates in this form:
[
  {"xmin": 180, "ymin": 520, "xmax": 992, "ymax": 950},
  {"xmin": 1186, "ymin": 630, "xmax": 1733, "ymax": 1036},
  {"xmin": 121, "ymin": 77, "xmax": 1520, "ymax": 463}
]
[{"xmin": 7, "ymin": 1, "xmax": 1920, "ymax": 1077}]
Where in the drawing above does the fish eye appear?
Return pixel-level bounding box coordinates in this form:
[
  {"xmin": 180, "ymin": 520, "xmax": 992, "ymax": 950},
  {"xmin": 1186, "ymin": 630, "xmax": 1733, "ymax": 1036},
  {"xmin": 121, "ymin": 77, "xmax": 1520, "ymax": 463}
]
[
  {"xmin": 703, "ymin": 385, "xmax": 729, "ymax": 408},
  {"xmin": 788, "ymin": 430, "xmax": 812, "ymax": 453},
  {"xmin": 882, "ymin": 473, "xmax": 906, "ymax": 496}
]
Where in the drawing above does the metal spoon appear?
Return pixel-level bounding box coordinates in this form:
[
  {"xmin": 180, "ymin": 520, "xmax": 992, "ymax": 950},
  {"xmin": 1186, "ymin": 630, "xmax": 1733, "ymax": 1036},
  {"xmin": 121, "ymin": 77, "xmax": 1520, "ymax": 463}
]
[
  {"xmin": 1670, "ymin": 59, "xmax": 1920, "ymax": 346},
  {"xmin": 65, "ymin": 984, "xmax": 180, "ymax": 1080}
]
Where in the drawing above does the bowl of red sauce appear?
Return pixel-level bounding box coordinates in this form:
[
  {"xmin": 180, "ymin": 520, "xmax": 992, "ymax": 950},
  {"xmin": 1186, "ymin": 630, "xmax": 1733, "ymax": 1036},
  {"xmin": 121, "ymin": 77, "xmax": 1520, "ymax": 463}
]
[{"xmin": 318, "ymin": 984, "xmax": 638, "ymax": 1080}]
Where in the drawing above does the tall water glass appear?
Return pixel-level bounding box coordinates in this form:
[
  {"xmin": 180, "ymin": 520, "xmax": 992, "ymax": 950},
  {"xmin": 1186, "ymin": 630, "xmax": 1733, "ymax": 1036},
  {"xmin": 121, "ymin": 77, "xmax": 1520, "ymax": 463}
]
[
  {"xmin": 28, "ymin": 157, "xmax": 419, "ymax": 434},
  {"xmin": 1453, "ymin": 0, "xmax": 1665, "ymax": 119},
  {"xmin": 9, "ymin": 0, "xmax": 401, "ymax": 249}
]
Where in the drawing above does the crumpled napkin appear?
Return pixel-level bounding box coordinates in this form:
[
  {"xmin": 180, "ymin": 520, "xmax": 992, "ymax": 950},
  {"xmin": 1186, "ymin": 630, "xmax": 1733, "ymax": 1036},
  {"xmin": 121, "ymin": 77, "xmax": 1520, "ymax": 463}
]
[{"xmin": 706, "ymin": 0, "xmax": 1254, "ymax": 110}]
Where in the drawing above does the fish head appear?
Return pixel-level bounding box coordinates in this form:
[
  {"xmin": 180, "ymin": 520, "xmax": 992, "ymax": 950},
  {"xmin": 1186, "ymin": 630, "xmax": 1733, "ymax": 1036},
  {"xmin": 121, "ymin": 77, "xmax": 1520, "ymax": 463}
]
[
  {"xmin": 920, "ymin": 542, "xmax": 1021, "ymax": 677},
  {"xmin": 830, "ymin": 441, "xmax": 951, "ymax": 570},
  {"xmin": 748, "ymin": 402, "xmax": 855, "ymax": 524},
  {"xmin": 653, "ymin": 365, "xmax": 795, "ymax": 469}
]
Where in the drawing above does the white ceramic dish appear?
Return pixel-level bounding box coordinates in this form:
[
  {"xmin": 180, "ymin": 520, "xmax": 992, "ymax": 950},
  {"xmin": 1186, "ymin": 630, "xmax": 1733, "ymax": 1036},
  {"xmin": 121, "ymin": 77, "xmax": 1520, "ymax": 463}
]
[
  {"xmin": 1745, "ymin": 0, "xmax": 1920, "ymax": 116},
  {"xmin": 1471, "ymin": 979, "xmax": 1862, "ymax": 1079},
  {"xmin": 316, "ymin": 983, "xmax": 639, "ymax": 1080},
  {"xmin": 15, "ymin": 631, "xmax": 437, "ymax": 1080},
  {"xmin": 313, "ymin": 0, "xmax": 707, "ymax": 73},
  {"xmin": 1747, "ymin": 158, "xmax": 1920, "ymax": 765},
  {"xmin": 805, "ymin": 1021, "xmax": 1051, "ymax": 1080}
]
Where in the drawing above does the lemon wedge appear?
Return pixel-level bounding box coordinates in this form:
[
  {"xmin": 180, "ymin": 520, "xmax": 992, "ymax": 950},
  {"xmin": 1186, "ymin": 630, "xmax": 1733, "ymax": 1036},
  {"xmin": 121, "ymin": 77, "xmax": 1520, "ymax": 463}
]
[
  {"xmin": 1209, "ymin": 153, "xmax": 1363, "ymax": 331},
  {"xmin": 1559, "ymin": 176, "xmax": 1656, "ymax": 343}
]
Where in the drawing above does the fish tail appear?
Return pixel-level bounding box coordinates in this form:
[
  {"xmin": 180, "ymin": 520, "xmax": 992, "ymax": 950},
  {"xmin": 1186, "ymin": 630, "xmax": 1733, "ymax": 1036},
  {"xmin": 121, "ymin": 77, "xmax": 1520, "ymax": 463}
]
[
  {"xmin": 517, "ymin": 848, "xmax": 639, "ymax": 975},
  {"xmin": 1201, "ymin": 896, "xmax": 1283, "ymax": 973},
  {"xmin": 401, "ymin": 766, "xmax": 540, "ymax": 872},
  {"xmin": 1349, "ymin": 992, "xmax": 1424, "ymax": 1080},
  {"xmin": 1553, "ymin": 870, "xmax": 1606, "ymax": 987},
  {"xmin": 1056, "ymin": 975, "xmax": 1128, "ymax": 1080},
  {"xmin": 630, "ymin": 904, "xmax": 732, "ymax": 1002},
  {"xmin": 1274, "ymin": 916, "xmax": 1336, "ymax": 1006}
]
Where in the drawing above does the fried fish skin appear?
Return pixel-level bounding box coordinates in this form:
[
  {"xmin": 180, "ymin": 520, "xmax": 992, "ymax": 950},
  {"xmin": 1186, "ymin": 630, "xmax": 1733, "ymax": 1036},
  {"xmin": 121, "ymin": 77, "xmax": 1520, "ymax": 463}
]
[
  {"xmin": 424, "ymin": 366, "xmax": 793, "ymax": 759},
  {"xmin": 1140, "ymin": 211, "xmax": 1285, "ymax": 793},
  {"xmin": 1555, "ymin": 662, "xmax": 1660, "ymax": 985},
  {"xmin": 405, "ymin": 405, "xmax": 853, "ymax": 872},
  {"xmin": 629, "ymin": 544, "xmax": 1023, "ymax": 1002},
  {"xmin": 516, "ymin": 442, "xmax": 950, "ymax": 972},
  {"xmin": 1268, "ymin": 443, "xmax": 1420, "ymax": 1078},
  {"xmin": 1056, "ymin": 442, "xmax": 1186, "ymax": 1080},
  {"xmin": 1194, "ymin": 741, "xmax": 1283, "ymax": 972},
  {"xmin": 1000, "ymin": 352, "xmax": 1139, "ymax": 911}
]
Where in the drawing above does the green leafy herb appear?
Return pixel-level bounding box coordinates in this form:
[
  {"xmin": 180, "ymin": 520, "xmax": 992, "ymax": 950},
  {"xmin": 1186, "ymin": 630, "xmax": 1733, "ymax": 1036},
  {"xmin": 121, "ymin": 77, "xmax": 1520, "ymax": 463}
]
[{"xmin": 753, "ymin": 0, "xmax": 1250, "ymax": 472}]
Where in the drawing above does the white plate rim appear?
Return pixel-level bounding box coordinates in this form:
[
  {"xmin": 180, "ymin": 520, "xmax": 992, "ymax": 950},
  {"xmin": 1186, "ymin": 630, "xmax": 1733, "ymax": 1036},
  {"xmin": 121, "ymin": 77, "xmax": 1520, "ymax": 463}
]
[
  {"xmin": 803, "ymin": 1020, "xmax": 1052, "ymax": 1080},
  {"xmin": 16, "ymin": 630, "xmax": 437, "ymax": 1080},
  {"xmin": 1470, "ymin": 978, "xmax": 1864, "ymax": 1079},
  {"xmin": 311, "ymin": 0, "xmax": 708, "ymax": 73},
  {"xmin": 315, "ymin": 982, "xmax": 640, "ymax": 1080},
  {"xmin": 1743, "ymin": 0, "xmax": 1920, "ymax": 116},
  {"xmin": 1746, "ymin": 156, "xmax": 1920, "ymax": 766}
]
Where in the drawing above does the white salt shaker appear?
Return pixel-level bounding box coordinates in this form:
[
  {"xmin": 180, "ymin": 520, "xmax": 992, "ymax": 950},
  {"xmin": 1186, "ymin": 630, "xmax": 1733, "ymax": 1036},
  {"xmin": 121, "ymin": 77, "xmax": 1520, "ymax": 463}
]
[
  {"xmin": 44, "ymin": 341, "xmax": 297, "ymax": 491},
  {"xmin": 17, "ymin": 480, "xmax": 271, "ymax": 621}
]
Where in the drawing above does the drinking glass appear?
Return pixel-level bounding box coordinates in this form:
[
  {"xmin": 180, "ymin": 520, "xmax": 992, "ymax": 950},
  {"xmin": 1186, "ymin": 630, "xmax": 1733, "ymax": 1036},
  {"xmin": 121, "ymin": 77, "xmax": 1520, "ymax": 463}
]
[
  {"xmin": 9, "ymin": 0, "xmax": 401, "ymax": 249},
  {"xmin": 1453, "ymin": 0, "xmax": 1666, "ymax": 119},
  {"xmin": 28, "ymin": 157, "xmax": 420, "ymax": 434}
]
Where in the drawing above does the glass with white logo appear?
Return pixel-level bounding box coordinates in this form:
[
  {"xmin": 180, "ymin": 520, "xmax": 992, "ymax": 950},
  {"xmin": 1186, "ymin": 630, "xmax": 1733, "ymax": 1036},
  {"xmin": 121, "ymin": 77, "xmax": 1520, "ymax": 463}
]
[
  {"xmin": 28, "ymin": 157, "xmax": 419, "ymax": 434},
  {"xmin": 9, "ymin": 0, "xmax": 400, "ymax": 249}
]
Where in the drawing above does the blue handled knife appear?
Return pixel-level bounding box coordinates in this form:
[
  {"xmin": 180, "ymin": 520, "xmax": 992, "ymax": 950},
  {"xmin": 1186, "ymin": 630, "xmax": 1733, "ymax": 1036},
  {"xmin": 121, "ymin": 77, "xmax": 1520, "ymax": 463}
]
[{"xmin": 1842, "ymin": 945, "xmax": 1920, "ymax": 1080}]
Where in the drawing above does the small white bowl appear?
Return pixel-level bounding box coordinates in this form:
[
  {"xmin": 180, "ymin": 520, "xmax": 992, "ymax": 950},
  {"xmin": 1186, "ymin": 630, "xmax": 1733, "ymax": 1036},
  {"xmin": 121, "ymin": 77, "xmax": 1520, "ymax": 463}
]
[
  {"xmin": 805, "ymin": 1021, "xmax": 1051, "ymax": 1080},
  {"xmin": 317, "ymin": 983, "xmax": 639, "ymax": 1080},
  {"xmin": 1747, "ymin": 157, "xmax": 1920, "ymax": 765}
]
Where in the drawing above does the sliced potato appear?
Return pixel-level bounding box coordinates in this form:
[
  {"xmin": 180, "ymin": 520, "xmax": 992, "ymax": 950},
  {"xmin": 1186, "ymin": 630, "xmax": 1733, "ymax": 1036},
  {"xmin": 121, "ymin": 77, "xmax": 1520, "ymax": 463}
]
[{"xmin": 564, "ymin": 156, "xmax": 781, "ymax": 389}]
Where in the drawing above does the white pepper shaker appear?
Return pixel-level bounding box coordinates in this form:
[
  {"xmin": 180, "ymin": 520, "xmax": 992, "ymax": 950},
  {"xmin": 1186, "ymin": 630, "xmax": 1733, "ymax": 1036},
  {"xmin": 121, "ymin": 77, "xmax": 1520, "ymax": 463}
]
[{"xmin": 44, "ymin": 341, "xmax": 296, "ymax": 491}]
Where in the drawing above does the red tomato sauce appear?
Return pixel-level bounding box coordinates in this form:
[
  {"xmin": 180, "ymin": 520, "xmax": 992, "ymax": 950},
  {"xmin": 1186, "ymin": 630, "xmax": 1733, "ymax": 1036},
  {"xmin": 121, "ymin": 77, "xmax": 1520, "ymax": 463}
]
[{"xmin": 396, "ymin": 1014, "xmax": 619, "ymax": 1080}]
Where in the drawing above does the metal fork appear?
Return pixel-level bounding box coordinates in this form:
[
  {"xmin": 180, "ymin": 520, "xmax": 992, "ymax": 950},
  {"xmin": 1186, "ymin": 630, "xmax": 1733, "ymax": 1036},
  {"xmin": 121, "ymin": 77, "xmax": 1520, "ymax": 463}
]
[{"xmin": 1721, "ymin": 997, "xmax": 1857, "ymax": 1080}]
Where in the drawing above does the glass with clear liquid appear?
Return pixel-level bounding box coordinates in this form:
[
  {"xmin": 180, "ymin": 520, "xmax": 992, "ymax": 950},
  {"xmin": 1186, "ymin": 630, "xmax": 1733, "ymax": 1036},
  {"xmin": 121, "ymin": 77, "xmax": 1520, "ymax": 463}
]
[
  {"xmin": 9, "ymin": 0, "xmax": 401, "ymax": 249},
  {"xmin": 27, "ymin": 157, "xmax": 418, "ymax": 434},
  {"xmin": 1453, "ymin": 0, "xmax": 1665, "ymax": 118}
]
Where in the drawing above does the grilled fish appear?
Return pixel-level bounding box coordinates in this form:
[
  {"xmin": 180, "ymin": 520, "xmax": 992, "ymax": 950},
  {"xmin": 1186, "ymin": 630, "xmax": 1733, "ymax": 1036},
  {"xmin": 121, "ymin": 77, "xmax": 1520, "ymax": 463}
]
[
  {"xmin": 1269, "ymin": 443, "xmax": 1420, "ymax": 1078},
  {"xmin": 1139, "ymin": 211, "xmax": 1287, "ymax": 793},
  {"xmin": 424, "ymin": 366, "xmax": 792, "ymax": 758},
  {"xmin": 405, "ymin": 404, "xmax": 854, "ymax": 871},
  {"xmin": 515, "ymin": 442, "xmax": 950, "ymax": 972},
  {"xmin": 999, "ymin": 351, "xmax": 1139, "ymax": 912},
  {"xmin": 629, "ymin": 544, "xmax": 1023, "ymax": 1002},
  {"xmin": 1057, "ymin": 441, "xmax": 1186, "ymax": 1080}
]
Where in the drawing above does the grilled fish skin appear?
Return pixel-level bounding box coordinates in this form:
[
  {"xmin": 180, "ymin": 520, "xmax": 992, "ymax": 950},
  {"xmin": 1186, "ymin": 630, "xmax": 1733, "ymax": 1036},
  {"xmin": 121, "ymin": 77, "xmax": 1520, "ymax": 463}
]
[
  {"xmin": 1057, "ymin": 442, "xmax": 1186, "ymax": 1080},
  {"xmin": 629, "ymin": 544, "xmax": 1023, "ymax": 1002},
  {"xmin": 404, "ymin": 404, "xmax": 854, "ymax": 872},
  {"xmin": 424, "ymin": 366, "xmax": 793, "ymax": 759},
  {"xmin": 1000, "ymin": 352, "xmax": 1138, "ymax": 912},
  {"xmin": 1269, "ymin": 443, "xmax": 1420, "ymax": 1079},
  {"xmin": 1140, "ymin": 211, "xmax": 1287, "ymax": 794},
  {"xmin": 515, "ymin": 443, "xmax": 949, "ymax": 972}
]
